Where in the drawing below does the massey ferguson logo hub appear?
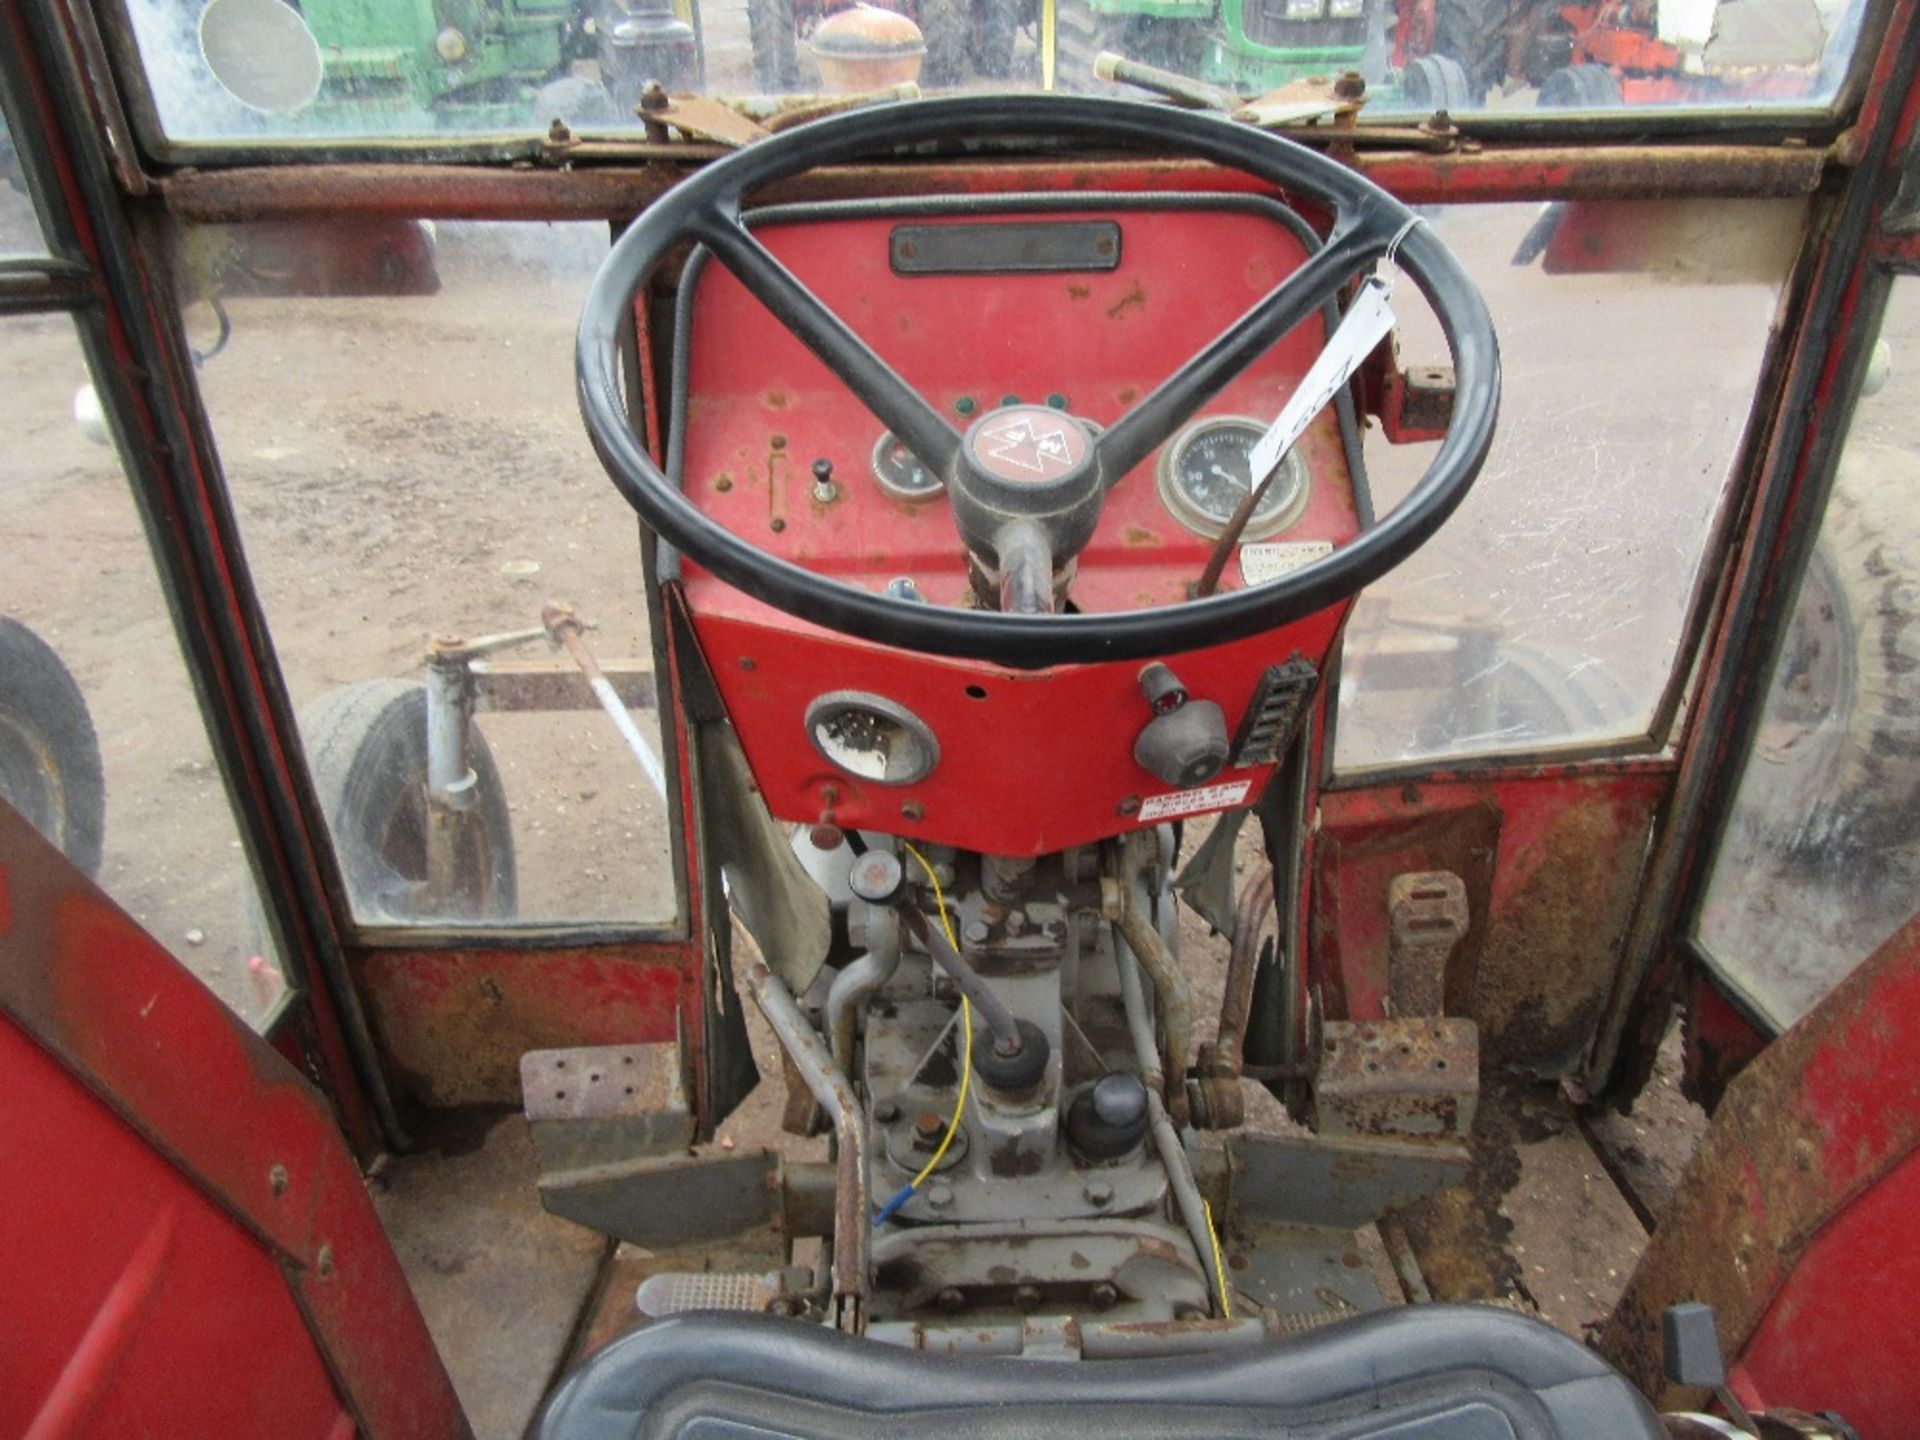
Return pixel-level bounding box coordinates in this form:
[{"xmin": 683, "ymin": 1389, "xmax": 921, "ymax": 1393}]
[{"xmin": 972, "ymin": 406, "xmax": 1088, "ymax": 484}]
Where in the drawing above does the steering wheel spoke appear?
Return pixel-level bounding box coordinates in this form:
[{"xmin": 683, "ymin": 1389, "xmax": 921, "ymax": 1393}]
[
  {"xmin": 1096, "ymin": 215, "xmax": 1387, "ymax": 486},
  {"xmin": 694, "ymin": 205, "xmax": 961, "ymax": 476},
  {"xmin": 578, "ymin": 96, "xmax": 1498, "ymax": 668}
]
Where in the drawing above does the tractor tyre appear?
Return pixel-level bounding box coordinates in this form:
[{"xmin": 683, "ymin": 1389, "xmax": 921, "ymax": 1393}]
[
  {"xmin": 534, "ymin": 75, "xmax": 622, "ymax": 129},
  {"xmin": 1402, "ymin": 53, "xmax": 1474, "ymax": 112},
  {"xmin": 0, "ymin": 616, "xmax": 106, "ymax": 878},
  {"xmin": 1052, "ymin": 0, "xmax": 1129, "ymax": 92},
  {"xmin": 300, "ymin": 679, "xmax": 517, "ymax": 923},
  {"xmin": 1743, "ymin": 444, "xmax": 1920, "ymax": 861},
  {"xmin": 919, "ymin": 0, "xmax": 973, "ymax": 87},
  {"xmin": 1432, "ymin": 0, "xmax": 1509, "ymax": 101},
  {"xmin": 973, "ymin": 0, "xmax": 1023, "ymax": 78},
  {"xmin": 1404, "ymin": 638, "xmax": 1635, "ymax": 758},
  {"xmin": 1537, "ymin": 61, "xmax": 1620, "ymax": 107},
  {"xmin": 748, "ymin": 0, "xmax": 801, "ymax": 93}
]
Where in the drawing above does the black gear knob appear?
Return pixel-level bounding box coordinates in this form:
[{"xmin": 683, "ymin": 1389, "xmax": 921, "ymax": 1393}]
[{"xmin": 1068, "ymin": 1071, "xmax": 1151, "ymax": 1160}]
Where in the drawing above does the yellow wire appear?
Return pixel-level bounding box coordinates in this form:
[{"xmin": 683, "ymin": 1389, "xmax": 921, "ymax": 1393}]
[
  {"xmin": 1204, "ymin": 1199, "xmax": 1233, "ymax": 1319},
  {"xmin": 902, "ymin": 843, "xmax": 972, "ymax": 1192}
]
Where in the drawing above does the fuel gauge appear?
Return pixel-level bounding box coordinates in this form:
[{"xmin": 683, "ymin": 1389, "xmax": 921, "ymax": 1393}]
[
  {"xmin": 1156, "ymin": 417, "xmax": 1310, "ymax": 541},
  {"xmin": 870, "ymin": 431, "xmax": 945, "ymax": 502}
]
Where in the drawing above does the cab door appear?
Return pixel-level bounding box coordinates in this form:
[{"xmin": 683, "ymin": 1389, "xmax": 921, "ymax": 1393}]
[
  {"xmin": 0, "ymin": 14, "xmax": 462, "ymax": 1437},
  {"xmin": 1597, "ymin": 25, "xmax": 1920, "ymax": 1430}
]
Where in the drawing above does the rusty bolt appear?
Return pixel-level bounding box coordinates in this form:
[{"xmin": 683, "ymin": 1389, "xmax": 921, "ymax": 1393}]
[
  {"xmin": 925, "ymin": 1181, "xmax": 954, "ymax": 1209},
  {"xmin": 269, "ymin": 1163, "xmax": 289, "ymax": 1197},
  {"xmin": 901, "ymin": 800, "xmax": 926, "ymax": 821},
  {"xmin": 913, "ymin": 1110, "xmax": 945, "ymax": 1146},
  {"xmin": 1334, "ymin": 69, "xmax": 1366, "ymax": 100},
  {"xmin": 1084, "ymin": 1178, "xmax": 1114, "ymax": 1208},
  {"xmin": 1117, "ymin": 795, "xmax": 1140, "ymax": 816},
  {"xmin": 547, "ymin": 118, "xmax": 572, "ymax": 144},
  {"xmin": 1090, "ymin": 1282, "xmax": 1119, "ymax": 1311},
  {"xmin": 1014, "ymin": 1285, "xmax": 1042, "ymax": 1313},
  {"xmin": 715, "ymin": 473, "xmax": 733, "ymax": 492},
  {"xmin": 640, "ymin": 81, "xmax": 670, "ymax": 113},
  {"xmin": 935, "ymin": 1286, "xmax": 966, "ymax": 1313},
  {"xmin": 874, "ymin": 1099, "xmax": 900, "ymax": 1123}
]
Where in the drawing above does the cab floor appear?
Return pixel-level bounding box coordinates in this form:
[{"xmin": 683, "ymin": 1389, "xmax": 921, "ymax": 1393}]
[{"xmin": 371, "ymin": 1027, "xmax": 1701, "ymax": 1440}]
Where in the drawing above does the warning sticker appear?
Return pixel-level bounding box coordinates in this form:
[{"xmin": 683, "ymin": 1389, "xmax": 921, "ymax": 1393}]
[
  {"xmin": 1240, "ymin": 540, "xmax": 1334, "ymax": 587},
  {"xmin": 1138, "ymin": 780, "xmax": 1252, "ymax": 823}
]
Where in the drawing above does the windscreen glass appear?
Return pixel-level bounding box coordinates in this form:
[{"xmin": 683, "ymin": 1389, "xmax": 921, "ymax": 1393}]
[{"xmin": 121, "ymin": 0, "xmax": 1866, "ymax": 146}]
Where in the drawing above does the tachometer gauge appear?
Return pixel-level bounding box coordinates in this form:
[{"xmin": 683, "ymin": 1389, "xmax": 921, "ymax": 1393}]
[
  {"xmin": 871, "ymin": 431, "xmax": 945, "ymax": 501},
  {"xmin": 1156, "ymin": 417, "xmax": 1310, "ymax": 541}
]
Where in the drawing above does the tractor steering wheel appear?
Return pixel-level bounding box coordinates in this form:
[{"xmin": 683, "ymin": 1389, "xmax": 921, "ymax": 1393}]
[{"xmin": 577, "ymin": 95, "xmax": 1499, "ymax": 669}]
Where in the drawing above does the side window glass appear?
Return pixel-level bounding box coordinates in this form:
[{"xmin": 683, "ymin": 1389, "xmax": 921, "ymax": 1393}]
[
  {"xmin": 1, "ymin": 314, "xmax": 289, "ymax": 1028},
  {"xmin": 1, "ymin": 113, "xmax": 51, "ymax": 255},
  {"xmin": 179, "ymin": 219, "xmax": 678, "ymax": 930},
  {"xmin": 1336, "ymin": 199, "xmax": 1803, "ymax": 772},
  {"xmin": 1698, "ymin": 276, "xmax": 1920, "ymax": 1028}
]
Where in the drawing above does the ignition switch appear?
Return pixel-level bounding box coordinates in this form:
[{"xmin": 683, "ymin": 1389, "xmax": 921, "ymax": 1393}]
[{"xmin": 1132, "ymin": 662, "xmax": 1228, "ymax": 788}]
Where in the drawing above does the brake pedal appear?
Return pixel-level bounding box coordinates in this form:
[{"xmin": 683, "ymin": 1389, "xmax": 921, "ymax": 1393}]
[{"xmin": 635, "ymin": 1269, "xmax": 801, "ymax": 1318}]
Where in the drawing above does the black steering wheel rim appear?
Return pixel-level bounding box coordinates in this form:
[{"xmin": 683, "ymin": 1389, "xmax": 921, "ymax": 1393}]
[{"xmin": 577, "ymin": 94, "xmax": 1499, "ymax": 670}]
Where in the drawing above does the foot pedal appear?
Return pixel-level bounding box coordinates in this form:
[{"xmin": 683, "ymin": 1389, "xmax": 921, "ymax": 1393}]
[{"xmin": 636, "ymin": 1269, "xmax": 796, "ymax": 1318}]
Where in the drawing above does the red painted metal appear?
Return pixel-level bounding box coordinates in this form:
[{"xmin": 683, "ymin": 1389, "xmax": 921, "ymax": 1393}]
[
  {"xmin": 0, "ymin": 806, "xmax": 468, "ymax": 1439},
  {"xmin": 356, "ymin": 945, "xmax": 689, "ymax": 1107},
  {"xmin": 678, "ymin": 206, "xmax": 1359, "ymax": 854},
  {"xmin": 2, "ymin": 1023, "xmax": 353, "ymax": 1440},
  {"xmin": 1731, "ymin": 1147, "xmax": 1920, "ymax": 1434},
  {"xmin": 1678, "ymin": 969, "xmax": 1766, "ymax": 1110},
  {"xmin": 1604, "ymin": 912, "xmax": 1920, "ymax": 1423}
]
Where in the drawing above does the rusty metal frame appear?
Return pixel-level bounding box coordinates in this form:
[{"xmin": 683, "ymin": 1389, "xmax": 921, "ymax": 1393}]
[
  {"xmin": 1586, "ymin": 7, "xmax": 1920, "ymax": 1095},
  {"xmin": 154, "ymin": 147, "xmax": 1832, "ymax": 227},
  {"xmin": 1, "ymin": 0, "xmax": 400, "ymax": 1154}
]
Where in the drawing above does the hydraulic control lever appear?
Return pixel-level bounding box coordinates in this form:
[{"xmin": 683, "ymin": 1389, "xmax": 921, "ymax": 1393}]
[{"xmin": 846, "ymin": 849, "xmax": 1028, "ymax": 1062}]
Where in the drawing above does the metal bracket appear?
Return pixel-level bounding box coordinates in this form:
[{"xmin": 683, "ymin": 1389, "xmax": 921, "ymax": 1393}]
[{"xmin": 1312, "ymin": 1017, "xmax": 1480, "ymax": 1142}]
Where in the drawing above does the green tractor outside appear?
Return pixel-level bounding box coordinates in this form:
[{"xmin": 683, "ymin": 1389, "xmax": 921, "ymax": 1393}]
[{"xmin": 1050, "ymin": 0, "xmax": 1470, "ymax": 108}]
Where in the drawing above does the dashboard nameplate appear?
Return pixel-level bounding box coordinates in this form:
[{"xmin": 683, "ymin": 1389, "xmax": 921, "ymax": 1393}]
[{"xmin": 891, "ymin": 220, "xmax": 1123, "ymax": 275}]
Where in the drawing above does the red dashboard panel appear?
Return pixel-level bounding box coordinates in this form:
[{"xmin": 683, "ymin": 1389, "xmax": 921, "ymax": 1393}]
[{"xmin": 675, "ymin": 201, "xmax": 1360, "ymax": 854}]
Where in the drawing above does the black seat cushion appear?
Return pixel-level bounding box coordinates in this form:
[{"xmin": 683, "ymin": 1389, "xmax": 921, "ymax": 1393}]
[{"xmin": 537, "ymin": 1305, "xmax": 1665, "ymax": 1439}]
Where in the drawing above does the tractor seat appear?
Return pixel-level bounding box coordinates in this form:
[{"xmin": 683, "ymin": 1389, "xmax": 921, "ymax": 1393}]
[{"xmin": 536, "ymin": 1305, "xmax": 1665, "ymax": 1439}]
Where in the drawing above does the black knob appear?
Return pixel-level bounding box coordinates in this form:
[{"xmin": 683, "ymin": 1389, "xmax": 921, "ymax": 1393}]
[
  {"xmin": 1134, "ymin": 698, "xmax": 1229, "ymax": 787},
  {"xmin": 971, "ymin": 1018, "xmax": 1050, "ymax": 1097},
  {"xmin": 1068, "ymin": 1071, "xmax": 1150, "ymax": 1159}
]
